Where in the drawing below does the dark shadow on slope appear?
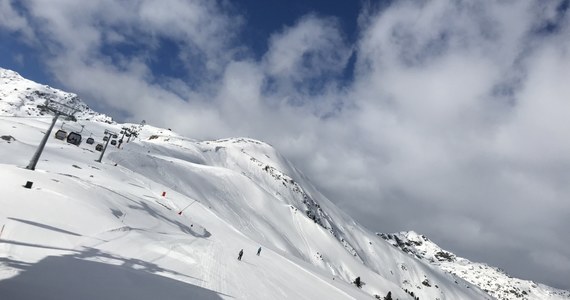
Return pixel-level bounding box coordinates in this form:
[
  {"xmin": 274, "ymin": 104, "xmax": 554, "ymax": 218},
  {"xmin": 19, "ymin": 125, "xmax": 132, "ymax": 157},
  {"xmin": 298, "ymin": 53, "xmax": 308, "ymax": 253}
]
[
  {"xmin": 0, "ymin": 256, "xmax": 225, "ymax": 300},
  {"xmin": 0, "ymin": 243, "xmax": 231, "ymax": 299},
  {"xmin": 110, "ymin": 208, "xmax": 123, "ymax": 218},
  {"xmin": 128, "ymin": 201, "xmax": 211, "ymax": 238},
  {"xmin": 0, "ymin": 242, "xmax": 194, "ymax": 282},
  {"xmin": 7, "ymin": 217, "xmax": 82, "ymax": 236}
]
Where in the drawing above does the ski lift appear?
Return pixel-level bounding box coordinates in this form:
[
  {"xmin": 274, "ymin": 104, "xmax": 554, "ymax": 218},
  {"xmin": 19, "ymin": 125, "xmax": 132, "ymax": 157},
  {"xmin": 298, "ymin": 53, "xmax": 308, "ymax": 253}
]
[
  {"xmin": 54, "ymin": 130, "xmax": 67, "ymax": 140},
  {"xmin": 95, "ymin": 144, "xmax": 103, "ymax": 151},
  {"xmin": 110, "ymin": 140, "xmax": 117, "ymax": 146},
  {"xmin": 103, "ymin": 136, "xmax": 109, "ymax": 141},
  {"xmin": 112, "ymin": 134, "xmax": 118, "ymax": 139},
  {"xmin": 86, "ymin": 137, "xmax": 95, "ymax": 145},
  {"xmin": 67, "ymin": 132, "xmax": 82, "ymax": 146}
]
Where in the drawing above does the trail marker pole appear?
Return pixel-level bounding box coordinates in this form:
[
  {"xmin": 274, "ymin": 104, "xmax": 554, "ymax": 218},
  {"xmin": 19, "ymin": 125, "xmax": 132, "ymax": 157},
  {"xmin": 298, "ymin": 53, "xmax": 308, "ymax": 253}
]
[{"xmin": 178, "ymin": 200, "xmax": 197, "ymax": 215}]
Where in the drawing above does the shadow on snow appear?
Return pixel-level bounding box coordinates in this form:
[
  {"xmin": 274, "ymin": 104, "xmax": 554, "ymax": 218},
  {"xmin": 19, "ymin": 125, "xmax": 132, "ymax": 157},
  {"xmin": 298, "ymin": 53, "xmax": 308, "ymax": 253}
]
[{"xmin": 0, "ymin": 242, "xmax": 231, "ymax": 300}]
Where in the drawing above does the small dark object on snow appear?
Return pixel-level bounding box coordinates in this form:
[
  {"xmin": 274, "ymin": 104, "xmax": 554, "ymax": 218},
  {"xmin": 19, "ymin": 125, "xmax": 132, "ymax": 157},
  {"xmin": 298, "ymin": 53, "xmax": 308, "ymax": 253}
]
[
  {"xmin": 237, "ymin": 249, "xmax": 244, "ymax": 261},
  {"xmin": 1, "ymin": 135, "xmax": 16, "ymax": 143},
  {"xmin": 257, "ymin": 247, "xmax": 262, "ymax": 256},
  {"xmin": 354, "ymin": 276, "xmax": 362, "ymax": 288},
  {"xmin": 24, "ymin": 181, "xmax": 33, "ymax": 189},
  {"xmin": 86, "ymin": 137, "xmax": 94, "ymax": 145}
]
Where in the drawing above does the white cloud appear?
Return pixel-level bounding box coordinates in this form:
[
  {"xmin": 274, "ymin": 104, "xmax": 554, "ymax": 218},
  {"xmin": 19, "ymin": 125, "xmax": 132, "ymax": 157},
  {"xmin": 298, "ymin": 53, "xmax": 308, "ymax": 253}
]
[
  {"xmin": 264, "ymin": 15, "xmax": 351, "ymax": 80},
  {"xmin": 0, "ymin": 0, "xmax": 36, "ymax": 42}
]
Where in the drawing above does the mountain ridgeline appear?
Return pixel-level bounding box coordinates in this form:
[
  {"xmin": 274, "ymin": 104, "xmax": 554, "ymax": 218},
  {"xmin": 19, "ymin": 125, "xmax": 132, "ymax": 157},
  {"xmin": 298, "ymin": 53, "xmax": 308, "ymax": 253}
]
[{"xmin": 1, "ymin": 66, "xmax": 569, "ymax": 300}]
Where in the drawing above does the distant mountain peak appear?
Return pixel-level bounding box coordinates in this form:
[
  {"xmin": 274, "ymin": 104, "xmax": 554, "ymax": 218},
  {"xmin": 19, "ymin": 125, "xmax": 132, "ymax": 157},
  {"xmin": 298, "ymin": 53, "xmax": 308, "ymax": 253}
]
[
  {"xmin": 379, "ymin": 231, "xmax": 570, "ymax": 300},
  {"xmin": 0, "ymin": 67, "xmax": 113, "ymax": 123}
]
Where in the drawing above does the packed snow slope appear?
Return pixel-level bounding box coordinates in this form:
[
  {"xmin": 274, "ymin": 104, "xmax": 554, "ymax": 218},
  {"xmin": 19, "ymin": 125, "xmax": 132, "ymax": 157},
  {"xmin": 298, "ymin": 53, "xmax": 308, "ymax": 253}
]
[
  {"xmin": 0, "ymin": 66, "xmax": 524, "ymax": 299},
  {"xmin": 380, "ymin": 232, "xmax": 570, "ymax": 300}
]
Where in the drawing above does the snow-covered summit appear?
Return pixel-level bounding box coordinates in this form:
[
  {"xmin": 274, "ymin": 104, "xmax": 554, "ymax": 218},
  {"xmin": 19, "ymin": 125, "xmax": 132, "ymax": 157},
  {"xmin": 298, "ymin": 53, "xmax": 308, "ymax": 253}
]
[
  {"xmin": 379, "ymin": 231, "xmax": 570, "ymax": 300},
  {"xmin": 0, "ymin": 67, "xmax": 112, "ymax": 123}
]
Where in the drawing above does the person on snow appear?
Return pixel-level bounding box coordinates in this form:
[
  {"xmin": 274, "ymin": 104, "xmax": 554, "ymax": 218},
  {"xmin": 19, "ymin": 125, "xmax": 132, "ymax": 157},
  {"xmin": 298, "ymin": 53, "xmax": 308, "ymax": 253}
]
[
  {"xmin": 354, "ymin": 276, "xmax": 362, "ymax": 288},
  {"xmin": 256, "ymin": 246, "xmax": 262, "ymax": 256},
  {"xmin": 238, "ymin": 249, "xmax": 244, "ymax": 261}
]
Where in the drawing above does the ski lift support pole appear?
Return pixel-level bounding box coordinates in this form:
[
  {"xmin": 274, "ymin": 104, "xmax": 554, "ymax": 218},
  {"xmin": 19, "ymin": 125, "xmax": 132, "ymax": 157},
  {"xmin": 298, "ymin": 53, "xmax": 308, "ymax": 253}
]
[
  {"xmin": 26, "ymin": 100, "xmax": 78, "ymax": 171},
  {"xmin": 120, "ymin": 127, "xmax": 128, "ymax": 141},
  {"xmin": 96, "ymin": 129, "xmax": 117, "ymax": 163}
]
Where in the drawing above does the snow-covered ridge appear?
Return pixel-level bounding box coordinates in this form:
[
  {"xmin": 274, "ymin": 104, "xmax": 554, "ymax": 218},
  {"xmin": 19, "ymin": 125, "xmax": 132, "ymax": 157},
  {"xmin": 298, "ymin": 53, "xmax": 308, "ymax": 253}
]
[
  {"xmin": 1, "ymin": 66, "xmax": 562, "ymax": 299},
  {"xmin": 379, "ymin": 231, "xmax": 570, "ymax": 300},
  {"xmin": 132, "ymin": 132, "xmax": 491, "ymax": 299},
  {"xmin": 0, "ymin": 67, "xmax": 112, "ymax": 123}
]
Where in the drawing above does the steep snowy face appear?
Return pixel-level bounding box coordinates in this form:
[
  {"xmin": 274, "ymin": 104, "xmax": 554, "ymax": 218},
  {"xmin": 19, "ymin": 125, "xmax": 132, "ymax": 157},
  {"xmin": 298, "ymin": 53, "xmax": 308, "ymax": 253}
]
[
  {"xmin": 380, "ymin": 231, "xmax": 570, "ymax": 300},
  {"xmin": 0, "ymin": 68, "xmax": 112, "ymax": 123},
  {"xmin": 109, "ymin": 131, "xmax": 491, "ymax": 300}
]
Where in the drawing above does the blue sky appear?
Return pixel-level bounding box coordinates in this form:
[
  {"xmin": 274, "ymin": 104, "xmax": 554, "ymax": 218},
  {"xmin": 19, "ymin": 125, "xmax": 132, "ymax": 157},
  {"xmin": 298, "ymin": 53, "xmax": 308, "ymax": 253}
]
[
  {"xmin": 1, "ymin": 0, "xmax": 570, "ymax": 291},
  {"xmin": 1, "ymin": 0, "xmax": 367, "ymax": 92}
]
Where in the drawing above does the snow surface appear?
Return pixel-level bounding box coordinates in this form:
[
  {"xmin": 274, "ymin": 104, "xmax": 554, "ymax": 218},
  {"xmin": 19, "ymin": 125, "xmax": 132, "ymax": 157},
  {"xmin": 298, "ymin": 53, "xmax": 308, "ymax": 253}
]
[
  {"xmin": 0, "ymin": 66, "xmax": 551, "ymax": 299},
  {"xmin": 380, "ymin": 231, "xmax": 570, "ymax": 300}
]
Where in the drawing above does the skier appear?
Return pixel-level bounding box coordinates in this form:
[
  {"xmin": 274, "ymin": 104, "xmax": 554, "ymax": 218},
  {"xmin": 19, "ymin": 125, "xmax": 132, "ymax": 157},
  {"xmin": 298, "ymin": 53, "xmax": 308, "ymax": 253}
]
[
  {"xmin": 256, "ymin": 246, "xmax": 262, "ymax": 256},
  {"xmin": 237, "ymin": 249, "xmax": 244, "ymax": 261},
  {"xmin": 354, "ymin": 276, "xmax": 362, "ymax": 288}
]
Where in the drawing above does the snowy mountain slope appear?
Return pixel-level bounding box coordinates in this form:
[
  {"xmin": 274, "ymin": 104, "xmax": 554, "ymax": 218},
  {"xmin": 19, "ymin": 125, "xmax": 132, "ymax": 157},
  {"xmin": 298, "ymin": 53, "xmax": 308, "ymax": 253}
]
[
  {"xmin": 0, "ymin": 67, "xmax": 501, "ymax": 299},
  {"xmin": 0, "ymin": 118, "xmax": 375, "ymax": 300},
  {"xmin": 122, "ymin": 135, "xmax": 493, "ymax": 298},
  {"xmin": 0, "ymin": 68, "xmax": 112, "ymax": 123},
  {"xmin": 379, "ymin": 231, "xmax": 570, "ymax": 300}
]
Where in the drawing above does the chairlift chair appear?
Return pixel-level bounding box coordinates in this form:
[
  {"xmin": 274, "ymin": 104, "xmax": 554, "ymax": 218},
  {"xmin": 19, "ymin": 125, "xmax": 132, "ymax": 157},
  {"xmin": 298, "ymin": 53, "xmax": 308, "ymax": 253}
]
[
  {"xmin": 54, "ymin": 130, "xmax": 67, "ymax": 140},
  {"xmin": 95, "ymin": 144, "xmax": 103, "ymax": 151},
  {"xmin": 103, "ymin": 136, "xmax": 109, "ymax": 141},
  {"xmin": 66, "ymin": 132, "xmax": 82, "ymax": 146},
  {"xmin": 112, "ymin": 134, "xmax": 118, "ymax": 139},
  {"xmin": 86, "ymin": 137, "xmax": 95, "ymax": 145},
  {"xmin": 110, "ymin": 140, "xmax": 117, "ymax": 146}
]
